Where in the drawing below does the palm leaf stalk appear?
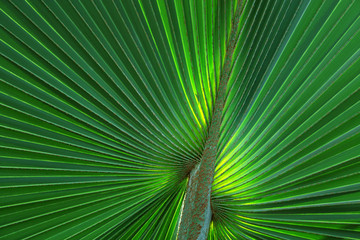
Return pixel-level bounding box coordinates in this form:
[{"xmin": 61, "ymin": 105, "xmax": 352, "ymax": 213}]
[
  {"xmin": 0, "ymin": 0, "xmax": 359, "ymax": 239},
  {"xmin": 177, "ymin": 2, "xmax": 244, "ymax": 239}
]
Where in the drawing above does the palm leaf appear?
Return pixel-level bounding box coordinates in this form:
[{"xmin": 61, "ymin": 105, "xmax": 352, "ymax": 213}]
[{"xmin": 1, "ymin": 0, "xmax": 359, "ymax": 239}]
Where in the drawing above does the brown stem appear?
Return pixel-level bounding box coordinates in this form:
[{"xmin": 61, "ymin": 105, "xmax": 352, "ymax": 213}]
[{"xmin": 177, "ymin": 2, "xmax": 244, "ymax": 239}]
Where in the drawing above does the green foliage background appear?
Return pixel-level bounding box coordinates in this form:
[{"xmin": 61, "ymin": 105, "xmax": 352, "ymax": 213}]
[{"xmin": 0, "ymin": 0, "xmax": 359, "ymax": 239}]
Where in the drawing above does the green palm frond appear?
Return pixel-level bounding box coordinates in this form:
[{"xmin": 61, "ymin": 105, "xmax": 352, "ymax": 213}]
[{"xmin": 1, "ymin": 0, "xmax": 359, "ymax": 239}]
